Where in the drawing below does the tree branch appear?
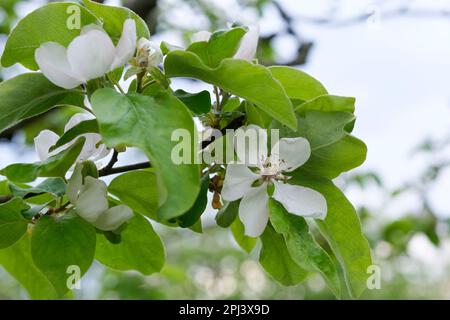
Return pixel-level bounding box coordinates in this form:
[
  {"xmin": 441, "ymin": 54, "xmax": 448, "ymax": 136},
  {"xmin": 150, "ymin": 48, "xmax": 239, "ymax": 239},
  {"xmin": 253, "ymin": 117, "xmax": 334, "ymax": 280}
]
[{"xmin": 98, "ymin": 161, "xmax": 151, "ymax": 177}]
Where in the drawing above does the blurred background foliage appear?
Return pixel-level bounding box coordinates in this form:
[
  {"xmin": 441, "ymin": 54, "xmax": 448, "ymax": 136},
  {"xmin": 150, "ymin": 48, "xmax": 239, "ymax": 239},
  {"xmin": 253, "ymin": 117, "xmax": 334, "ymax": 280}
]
[{"xmin": 1, "ymin": 0, "xmax": 450, "ymax": 299}]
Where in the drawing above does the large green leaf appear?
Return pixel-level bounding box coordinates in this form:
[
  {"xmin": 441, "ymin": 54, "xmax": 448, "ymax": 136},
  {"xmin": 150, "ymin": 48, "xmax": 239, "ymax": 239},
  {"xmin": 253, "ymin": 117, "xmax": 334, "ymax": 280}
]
[
  {"xmin": 30, "ymin": 212, "xmax": 96, "ymax": 296},
  {"xmin": 302, "ymin": 135, "xmax": 367, "ymax": 179},
  {"xmin": 91, "ymin": 88, "xmax": 200, "ymax": 220},
  {"xmin": 269, "ymin": 66, "xmax": 327, "ymax": 101},
  {"xmin": 0, "ymin": 197, "xmax": 29, "ymax": 249},
  {"xmin": 259, "ymin": 224, "xmax": 309, "ymax": 286},
  {"xmin": 1, "ymin": 2, "xmax": 98, "ymax": 69},
  {"xmin": 269, "ymin": 199, "xmax": 341, "ymax": 297},
  {"xmin": 0, "ymin": 137, "xmax": 85, "ymax": 183},
  {"xmin": 177, "ymin": 175, "xmax": 209, "ymax": 228},
  {"xmin": 290, "ymin": 171, "xmax": 372, "ymax": 298},
  {"xmin": 164, "ymin": 50, "xmax": 297, "ymax": 130},
  {"xmin": 173, "ymin": 89, "xmax": 211, "ymax": 115},
  {"xmin": 9, "ymin": 178, "xmax": 66, "ymax": 198},
  {"xmin": 96, "ymin": 213, "xmax": 165, "ymax": 275},
  {"xmin": 187, "ymin": 27, "xmax": 246, "ymax": 67},
  {"xmin": 0, "ymin": 234, "xmax": 58, "ymax": 299},
  {"xmin": 0, "ymin": 73, "xmax": 84, "ymax": 134},
  {"xmin": 82, "ymin": 0, "xmax": 150, "ymax": 40}
]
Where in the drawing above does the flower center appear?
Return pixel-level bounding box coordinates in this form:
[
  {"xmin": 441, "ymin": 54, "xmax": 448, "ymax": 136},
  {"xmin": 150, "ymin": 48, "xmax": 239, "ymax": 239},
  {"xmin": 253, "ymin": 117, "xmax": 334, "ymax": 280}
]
[{"xmin": 259, "ymin": 155, "xmax": 284, "ymax": 180}]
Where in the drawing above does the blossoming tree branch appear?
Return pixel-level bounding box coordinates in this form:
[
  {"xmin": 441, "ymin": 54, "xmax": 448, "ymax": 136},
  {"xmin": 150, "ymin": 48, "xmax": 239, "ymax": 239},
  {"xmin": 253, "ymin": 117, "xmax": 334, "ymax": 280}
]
[{"xmin": 0, "ymin": 1, "xmax": 371, "ymax": 299}]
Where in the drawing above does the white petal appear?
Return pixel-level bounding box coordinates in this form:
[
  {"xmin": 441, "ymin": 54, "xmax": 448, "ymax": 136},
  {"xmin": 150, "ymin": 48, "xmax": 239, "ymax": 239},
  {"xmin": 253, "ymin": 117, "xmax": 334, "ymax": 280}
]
[
  {"xmin": 67, "ymin": 162, "xmax": 83, "ymax": 204},
  {"xmin": 34, "ymin": 130, "xmax": 60, "ymax": 161},
  {"xmin": 147, "ymin": 42, "xmax": 163, "ymax": 67},
  {"xmin": 234, "ymin": 25, "xmax": 259, "ymax": 61},
  {"xmin": 80, "ymin": 23, "xmax": 105, "ymax": 35},
  {"xmin": 221, "ymin": 163, "xmax": 260, "ymax": 201},
  {"xmin": 94, "ymin": 205, "xmax": 134, "ymax": 231},
  {"xmin": 272, "ymin": 137, "xmax": 311, "ymax": 172},
  {"xmin": 239, "ymin": 183, "xmax": 269, "ymax": 237},
  {"xmin": 273, "ymin": 182, "xmax": 327, "ymax": 219},
  {"xmin": 192, "ymin": 30, "xmax": 212, "ymax": 42},
  {"xmin": 35, "ymin": 42, "xmax": 83, "ymax": 89},
  {"xmin": 75, "ymin": 177, "xmax": 109, "ymax": 223},
  {"xmin": 111, "ymin": 18, "xmax": 137, "ymax": 70},
  {"xmin": 234, "ymin": 125, "xmax": 267, "ymax": 167},
  {"xmin": 67, "ymin": 30, "xmax": 115, "ymax": 81}
]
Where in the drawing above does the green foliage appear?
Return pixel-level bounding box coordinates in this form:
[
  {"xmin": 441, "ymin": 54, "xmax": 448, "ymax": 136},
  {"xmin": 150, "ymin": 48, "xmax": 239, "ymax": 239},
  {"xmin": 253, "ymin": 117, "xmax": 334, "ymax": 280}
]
[
  {"xmin": 0, "ymin": 138, "xmax": 85, "ymax": 183},
  {"xmin": 259, "ymin": 224, "xmax": 309, "ymax": 285},
  {"xmin": 31, "ymin": 212, "xmax": 96, "ymax": 296},
  {"xmin": 50, "ymin": 119, "xmax": 99, "ymax": 152},
  {"xmin": 230, "ymin": 218, "xmax": 257, "ymax": 253},
  {"xmin": 0, "ymin": 73, "xmax": 84, "ymax": 134},
  {"xmin": 1, "ymin": 2, "xmax": 98, "ymax": 69},
  {"xmin": 96, "ymin": 213, "xmax": 165, "ymax": 275},
  {"xmin": 290, "ymin": 171, "xmax": 372, "ymax": 298},
  {"xmin": 269, "ymin": 199, "xmax": 341, "ymax": 297},
  {"xmin": 174, "ymin": 89, "xmax": 212, "ymax": 115},
  {"xmin": 82, "ymin": 0, "xmax": 150, "ymax": 40},
  {"xmin": 91, "ymin": 89, "xmax": 200, "ymax": 220},
  {"xmin": 9, "ymin": 178, "xmax": 66, "ymax": 198},
  {"xmin": 0, "ymin": 198, "xmax": 29, "ymax": 249},
  {"xmin": 177, "ymin": 175, "xmax": 210, "ymax": 228},
  {"xmin": 164, "ymin": 50, "xmax": 297, "ymax": 130}
]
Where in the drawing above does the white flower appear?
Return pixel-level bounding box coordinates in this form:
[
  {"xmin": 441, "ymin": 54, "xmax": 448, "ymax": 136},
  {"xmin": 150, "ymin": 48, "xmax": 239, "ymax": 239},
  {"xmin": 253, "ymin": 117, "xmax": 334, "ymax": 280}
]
[
  {"xmin": 191, "ymin": 24, "xmax": 259, "ymax": 61},
  {"xmin": 35, "ymin": 19, "xmax": 137, "ymax": 89},
  {"xmin": 67, "ymin": 164, "xmax": 134, "ymax": 231},
  {"xmin": 34, "ymin": 113, "xmax": 110, "ymax": 163},
  {"xmin": 221, "ymin": 126, "xmax": 327, "ymax": 237},
  {"xmin": 135, "ymin": 37, "xmax": 163, "ymax": 67}
]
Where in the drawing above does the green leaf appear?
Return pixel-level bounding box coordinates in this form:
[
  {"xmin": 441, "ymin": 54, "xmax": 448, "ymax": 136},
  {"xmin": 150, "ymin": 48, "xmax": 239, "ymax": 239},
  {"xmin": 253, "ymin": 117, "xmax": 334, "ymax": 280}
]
[
  {"xmin": 0, "ymin": 234, "xmax": 58, "ymax": 299},
  {"xmin": 222, "ymin": 97, "xmax": 241, "ymax": 112},
  {"xmin": 0, "ymin": 73, "xmax": 84, "ymax": 134},
  {"xmin": 164, "ymin": 50, "xmax": 297, "ymax": 130},
  {"xmin": 187, "ymin": 27, "xmax": 246, "ymax": 67},
  {"xmin": 259, "ymin": 224, "xmax": 309, "ymax": 286},
  {"xmin": 245, "ymin": 101, "xmax": 272, "ymax": 128},
  {"xmin": 91, "ymin": 88, "xmax": 200, "ymax": 220},
  {"xmin": 216, "ymin": 200, "xmax": 239, "ymax": 228},
  {"xmin": 96, "ymin": 213, "xmax": 165, "ymax": 275},
  {"xmin": 230, "ymin": 218, "xmax": 257, "ymax": 253},
  {"xmin": 296, "ymin": 95, "xmax": 355, "ymax": 113},
  {"xmin": 302, "ymin": 135, "xmax": 367, "ymax": 179},
  {"xmin": 9, "ymin": 178, "xmax": 66, "ymax": 198},
  {"xmin": 290, "ymin": 171, "xmax": 372, "ymax": 298},
  {"xmin": 174, "ymin": 89, "xmax": 211, "ymax": 115},
  {"xmin": 1, "ymin": 2, "xmax": 97, "ymax": 69},
  {"xmin": 268, "ymin": 199, "xmax": 341, "ymax": 297},
  {"xmin": 50, "ymin": 119, "xmax": 99, "ymax": 152},
  {"xmin": 31, "ymin": 212, "xmax": 96, "ymax": 296},
  {"xmin": 83, "ymin": 0, "xmax": 150, "ymax": 40},
  {"xmin": 0, "ymin": 198, "xmax": 29, "ymax": 249},
  {"xmin": 0, "ymin": 137, "xmax": 85, "ymax": 183},
  {"xmin": 269, "ymin": 66, "xmax": 327, "ymax": 101},
  {"xmin": 178, "ymin": 175, "xmax": 209, "ymax": 228},
  {"xmin": 108, "ymin": 170, "xmax": 162, "ymax": 221}
]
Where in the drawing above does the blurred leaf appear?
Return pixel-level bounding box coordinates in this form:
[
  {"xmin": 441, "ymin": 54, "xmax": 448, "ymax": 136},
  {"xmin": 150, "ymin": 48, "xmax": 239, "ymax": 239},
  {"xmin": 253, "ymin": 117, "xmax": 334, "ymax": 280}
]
[
  {"xmin": 259, "ymin": 224, "xmax": 309, "ymax": 286},
  {"xmin": 164, "ymin": 50, "xmax": 297, "ymax": 130},
  {"xmin": 31, "ymin": 212, "xmax": 96, "ymax": 296},
  {"xmin": 1, "ymin": 2, "xmax": 97, "ymax": 69},
  {"xmin": 0, "ymin": 234, "xmax": 58, "ymax": 299},
  {"xmin": 96, "ymin": 213, "xmax": 165, "ymax": 275},
  {"xmin": 0, "ymin": 198, "xmax": 29, "ymax": 249},
  {"xmin": 0, "ymin": 138, "xmax": 85, "ymax": 183},
  {"xmin": 0, "ymin": 73, "xmax": 84, "ymax": 134},
  {"xmin": 269, "ymin": 66, "xmax": 327, "ymax": 101},
  {"xmin": 269, "ymin": 199, "xmax": 341, "ymax": 297}
]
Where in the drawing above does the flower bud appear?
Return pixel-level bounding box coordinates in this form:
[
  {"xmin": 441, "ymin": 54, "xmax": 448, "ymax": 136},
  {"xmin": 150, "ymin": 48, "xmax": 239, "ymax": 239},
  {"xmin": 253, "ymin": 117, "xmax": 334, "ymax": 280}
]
[{"xmin": 135, "ymin": 38, "xmax": 163, "ymax": 68}]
